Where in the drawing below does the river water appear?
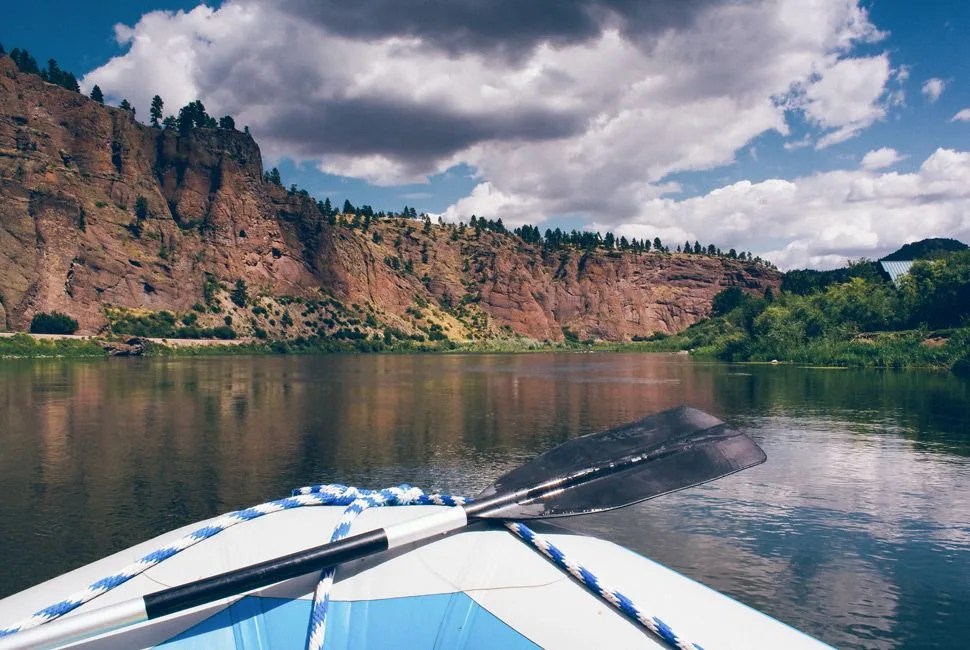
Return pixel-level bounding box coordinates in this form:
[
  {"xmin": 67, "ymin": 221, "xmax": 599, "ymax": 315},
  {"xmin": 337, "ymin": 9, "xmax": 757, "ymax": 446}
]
[{"xmin": 0, "ymin": 354, "xmax": 968, "ymax": 648}]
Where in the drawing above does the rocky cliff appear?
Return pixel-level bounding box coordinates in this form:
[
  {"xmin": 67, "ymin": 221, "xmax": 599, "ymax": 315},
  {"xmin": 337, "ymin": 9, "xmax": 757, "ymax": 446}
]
[{"xmin": 0, "ymin": 57, "xmax": 779, "ymax": 341}]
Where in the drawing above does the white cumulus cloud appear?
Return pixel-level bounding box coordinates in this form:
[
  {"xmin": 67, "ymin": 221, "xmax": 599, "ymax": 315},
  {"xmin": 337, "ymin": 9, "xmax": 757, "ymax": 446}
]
[
  {"xmin": 611, "ymin": 148, "xmax": 970, "ymax": 270},
  {"xmin": 84, "ymin": 0, "xmax": 895, "ymax": 186},
  {"xmin": 951, "ymin": 108, "xmax": 970, "ymax": 122},
  {"xmin": 860, "ymin": 147, "xmax": 904, "ymax": 170},
  {"xmin": 921, "ymin": 78, "xmax": 946, "ymax": 103},
  {"xmin": 794, "ymin": 55, "xmax": 892, "ymax": 148}
]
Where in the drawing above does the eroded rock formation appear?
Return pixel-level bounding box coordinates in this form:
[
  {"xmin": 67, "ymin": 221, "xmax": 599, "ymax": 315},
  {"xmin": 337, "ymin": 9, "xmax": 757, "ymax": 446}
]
[{"xmin": 0, "ymin": 57, "xmax": 778, "ymax": 341}]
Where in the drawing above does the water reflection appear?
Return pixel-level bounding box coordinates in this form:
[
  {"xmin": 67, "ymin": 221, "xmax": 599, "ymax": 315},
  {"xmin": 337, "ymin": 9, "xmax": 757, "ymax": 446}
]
[{"xmin": 0, "ymin": 354, "xmax": 968, "ymax": 649}]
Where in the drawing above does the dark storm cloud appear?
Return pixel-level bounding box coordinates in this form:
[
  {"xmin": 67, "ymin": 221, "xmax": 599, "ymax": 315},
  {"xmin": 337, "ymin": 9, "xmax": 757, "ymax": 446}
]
[
  {"xmin": 198, "ymin": 0, "xmax": 730, "ymax": 169},
  {"xmin": 260, "ymin": 0, "xmax": 721, "ymax": 59},
  {"xmin": 268, "ymin": 97, "xmax": 586, "ymax": 163}
]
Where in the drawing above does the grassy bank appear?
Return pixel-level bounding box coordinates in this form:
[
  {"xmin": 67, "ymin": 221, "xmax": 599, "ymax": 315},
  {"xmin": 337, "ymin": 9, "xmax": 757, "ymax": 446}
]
[
  {"xmin": 0, "ymin": 333, "xmax": 107, "ymax": 358},
  {"xmin": 0, "ymin": 330, "xmax": 673, "ymax": 359},
  {"xmin": 3, "ymin": 326, "xmax": 968, "ymax": 371},
  {"xmin": 144, "ymin": 334, "xmax": 605, "ymax": 356}
]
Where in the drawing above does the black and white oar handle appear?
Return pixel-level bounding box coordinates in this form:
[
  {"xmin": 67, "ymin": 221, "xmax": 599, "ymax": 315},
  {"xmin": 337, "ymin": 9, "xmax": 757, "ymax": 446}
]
[{"xmin": 0, "ymin": 505, "xmax": 477, "ymax": 650}]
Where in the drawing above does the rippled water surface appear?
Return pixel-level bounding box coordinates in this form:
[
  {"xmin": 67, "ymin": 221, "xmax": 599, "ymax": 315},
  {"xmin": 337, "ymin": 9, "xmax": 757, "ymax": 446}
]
[{"xmin": 1, "ymin": 354, "xmax": 968, "ymax": 648}]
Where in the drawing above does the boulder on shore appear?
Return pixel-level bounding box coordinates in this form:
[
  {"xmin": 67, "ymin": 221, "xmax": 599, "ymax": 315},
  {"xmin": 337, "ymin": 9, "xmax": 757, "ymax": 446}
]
[{"xmin": 103, "ymin": 336, "xmax": 149, "ymax": 357}]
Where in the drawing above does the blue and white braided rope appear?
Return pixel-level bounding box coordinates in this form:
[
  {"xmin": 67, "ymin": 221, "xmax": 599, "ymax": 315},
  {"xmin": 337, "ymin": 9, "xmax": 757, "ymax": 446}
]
[
  {"xmin": 505, "ymin": 521, "xmax": 704, "ymax": 650},
  {"xmin": 0, "ymin": 483, "xmax": 701, "ymax": 650},
  {"xmin": 0, "ymin": 487, "xmax": 374, "ymax": 638}
]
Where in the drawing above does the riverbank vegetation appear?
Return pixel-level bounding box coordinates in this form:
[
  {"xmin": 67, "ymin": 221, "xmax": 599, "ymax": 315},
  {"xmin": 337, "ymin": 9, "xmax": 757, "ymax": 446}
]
[
  {"xmin": 668, "ymin": 250, "xmax": 970, "ymax": 370},
  {"xmin": 0, "ymin": 333, "xmax": 106, "ymax": 358}
]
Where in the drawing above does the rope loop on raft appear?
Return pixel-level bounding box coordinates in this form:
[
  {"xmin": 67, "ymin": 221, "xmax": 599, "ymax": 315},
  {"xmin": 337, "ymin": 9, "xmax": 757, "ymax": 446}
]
[{"xmin": 0, "ymin": 484, "xmax": 702, "ymax": 650}]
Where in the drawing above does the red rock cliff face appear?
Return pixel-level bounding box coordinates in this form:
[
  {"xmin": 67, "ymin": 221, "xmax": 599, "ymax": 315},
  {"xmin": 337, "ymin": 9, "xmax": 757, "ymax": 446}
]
[
  {"xmin": 0, "ymin": 57, "xmax": 320, "ymax": 333},
  {"xmin": 309, "ymin": 225, "xmax": 777, "ymax": 341},
  {"xmin": 0, "ymin": 57, "xmax": 779, "ymax": 339}
]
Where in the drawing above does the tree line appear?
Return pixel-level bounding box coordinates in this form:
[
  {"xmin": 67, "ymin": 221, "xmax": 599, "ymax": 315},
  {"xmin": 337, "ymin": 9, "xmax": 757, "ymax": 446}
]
[
  {"xmin": 677, "ymin": 250, "xmax": 970, "ymax": 367},
  {"xmin": 509, "ymin": 220, "xmax": 764, "ymax": 262},
  {"xmin": 262, "ymin": 162, "xmax": 769, "ymax": 267},
  {"xmin": 1, "ymin": 45, "xmax": 243, "ymax": 136},
  {"xmin": 2, "ymin": 43, "xmax": 80, "ymax": 92}
]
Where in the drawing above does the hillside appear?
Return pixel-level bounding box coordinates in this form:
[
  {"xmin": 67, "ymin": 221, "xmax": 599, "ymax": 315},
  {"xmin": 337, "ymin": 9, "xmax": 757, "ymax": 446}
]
[
  {"xmin": 0, "ymin": 56, "xmax": 778, "ymax": 343},
  {"xmin": 880, "ymin": 238, "xmax": 968, "ymax": 261}
]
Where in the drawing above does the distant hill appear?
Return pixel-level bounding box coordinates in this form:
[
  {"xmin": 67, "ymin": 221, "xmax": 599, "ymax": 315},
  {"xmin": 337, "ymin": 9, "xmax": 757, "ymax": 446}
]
[
  {"xmin": 782, "ymin": 237, "xmax": 968, "ymax": 295},
  {"xmin": 880, "ymin": 238, "xmax": 967, "ymax": 261}
]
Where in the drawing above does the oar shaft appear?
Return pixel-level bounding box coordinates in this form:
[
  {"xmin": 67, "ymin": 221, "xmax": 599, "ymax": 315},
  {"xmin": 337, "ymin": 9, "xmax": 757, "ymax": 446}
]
[
  {"xmin": 146, "ymin": 528, "xmax": 389, "ymax": 618},
  {"xmin": 0, "ymin": 599, "xmax": 147, "ymax": 650}
]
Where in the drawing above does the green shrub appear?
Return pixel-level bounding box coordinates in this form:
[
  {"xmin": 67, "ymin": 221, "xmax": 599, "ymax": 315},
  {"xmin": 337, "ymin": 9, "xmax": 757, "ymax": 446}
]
[
  {"xmin": 30, "ymin": 312, "xmax": 79, "ymax": 334},
  {"xmin": 202, "ymin": 274, "xmax": 219, "ymax": 306},
  {"xmin": 110, "ymin": 310, "xmax": 178, "ymax": 337},
  {"xmin": 211, "ymin": 325, "xmax": 236, "ymax": 340},
  {"xmin": 230, "ymin": 279, "xmax": 248, "ymax": 308}
]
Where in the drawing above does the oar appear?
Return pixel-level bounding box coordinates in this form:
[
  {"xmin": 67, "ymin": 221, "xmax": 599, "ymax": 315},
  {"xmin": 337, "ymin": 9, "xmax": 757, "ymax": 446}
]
[{"xmin": 0, "ymin": 405, "xmax": 765, "ymax": 650}]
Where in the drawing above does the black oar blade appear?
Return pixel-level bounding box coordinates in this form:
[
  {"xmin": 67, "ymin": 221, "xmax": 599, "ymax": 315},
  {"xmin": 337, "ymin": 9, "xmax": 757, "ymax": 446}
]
[{"xmin": 475, "ymin": 406, "xmax": 765, "ymax": 519}]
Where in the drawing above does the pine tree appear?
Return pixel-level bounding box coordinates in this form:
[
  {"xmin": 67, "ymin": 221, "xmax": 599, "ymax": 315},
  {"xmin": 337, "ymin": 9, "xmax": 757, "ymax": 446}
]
[
  {"xmin": 10, "ymin": 48, "xmax": 39, "ymax": 74},
  {"xmin": 218, "ymin": 115, "xmax": 235, "ymax": 130},
  {"xmin": 90, "ymin": 85, "xmax": 104, "ymax": 104},
  {"xmin": 150, "ymin": 95, "xmax": 163, "ymax": 127},
  {"xmin": 134, "ymin": 196, "xmax": 149, "ymax": 221},
  {"xmin": 176, "ymin": 100, "xmax": 215, "ymax": 132},
  {"xmin": 230, "ymin": 280, "xmax": 248, "ymax": 308}
]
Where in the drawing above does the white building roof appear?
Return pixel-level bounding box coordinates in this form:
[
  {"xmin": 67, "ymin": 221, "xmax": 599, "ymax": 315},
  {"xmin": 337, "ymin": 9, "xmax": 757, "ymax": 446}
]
[{"xmin": 879, "ymin": 260, "xmax": 914, "ymax": 287}]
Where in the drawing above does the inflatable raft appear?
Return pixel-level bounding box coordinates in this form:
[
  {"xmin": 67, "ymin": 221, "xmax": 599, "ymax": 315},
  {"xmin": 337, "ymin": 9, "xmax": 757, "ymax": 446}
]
[{"xmin": 0, "ymin": 502, "xmax": 829, "ymax": 649}]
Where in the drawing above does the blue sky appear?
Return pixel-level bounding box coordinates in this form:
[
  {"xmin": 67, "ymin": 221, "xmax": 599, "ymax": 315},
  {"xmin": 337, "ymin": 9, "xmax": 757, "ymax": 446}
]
[{"xmin": 4, "ymin": 1, "xmax": 970, "ymax": 268}]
